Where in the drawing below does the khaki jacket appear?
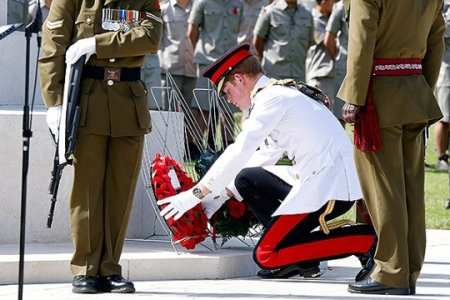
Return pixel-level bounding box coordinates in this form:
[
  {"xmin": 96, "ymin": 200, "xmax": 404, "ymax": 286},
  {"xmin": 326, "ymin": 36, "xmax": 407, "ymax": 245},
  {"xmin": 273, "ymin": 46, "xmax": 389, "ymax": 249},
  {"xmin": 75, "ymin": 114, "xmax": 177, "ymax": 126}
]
[
  {"xmin": 338, "ymin": 0, "xmax": 445, "ymax": 127},
  {"xmin": 39, "ymin": 0, "xmax": 162, "ymax": 137}
]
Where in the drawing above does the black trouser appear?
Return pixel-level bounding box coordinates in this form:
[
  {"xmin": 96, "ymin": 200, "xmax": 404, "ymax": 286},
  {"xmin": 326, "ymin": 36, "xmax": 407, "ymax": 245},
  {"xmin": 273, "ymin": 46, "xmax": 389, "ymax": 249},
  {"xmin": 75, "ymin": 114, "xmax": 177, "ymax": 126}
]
[{"xmin": 235, "ymin": 167, "xmax": 375, "ymax": 270}]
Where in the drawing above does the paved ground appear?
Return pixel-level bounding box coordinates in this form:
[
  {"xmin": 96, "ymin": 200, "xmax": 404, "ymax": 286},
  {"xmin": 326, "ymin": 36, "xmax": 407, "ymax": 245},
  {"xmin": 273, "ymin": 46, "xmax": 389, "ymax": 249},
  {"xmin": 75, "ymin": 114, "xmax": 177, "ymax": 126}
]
[{"xmin": 0, "ymin": 230, "xmax": 449, "ymax": 300}]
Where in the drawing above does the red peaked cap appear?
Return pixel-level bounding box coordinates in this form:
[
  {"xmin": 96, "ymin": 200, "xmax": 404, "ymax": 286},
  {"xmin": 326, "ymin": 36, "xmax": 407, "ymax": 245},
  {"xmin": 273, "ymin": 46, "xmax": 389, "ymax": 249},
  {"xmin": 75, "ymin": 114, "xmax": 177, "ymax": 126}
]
[{"xmin": 202, "ymin": 44, "xmax": 253, "ymax": 92}]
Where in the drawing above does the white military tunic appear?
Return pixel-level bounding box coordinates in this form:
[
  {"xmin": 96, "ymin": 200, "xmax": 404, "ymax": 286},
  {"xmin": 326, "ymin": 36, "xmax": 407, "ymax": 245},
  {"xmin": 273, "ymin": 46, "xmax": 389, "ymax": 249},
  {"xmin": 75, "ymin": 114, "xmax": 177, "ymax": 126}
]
[{"xmin": 199, "ymin": 75, "xmax": 362, "ymax": 216}]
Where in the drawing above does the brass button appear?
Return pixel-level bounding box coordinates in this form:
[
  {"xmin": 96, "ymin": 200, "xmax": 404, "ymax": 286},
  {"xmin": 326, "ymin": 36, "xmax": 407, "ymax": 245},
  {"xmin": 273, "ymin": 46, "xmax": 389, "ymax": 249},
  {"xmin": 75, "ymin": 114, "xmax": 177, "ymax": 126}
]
[
  {"xmin": 109, "ymin": 58, "xmax": 116, "ymax": 63},
  {"xmin": 107, "ymin": 80, "xmax": 114, "ymax": 86},
  {"xmin": 86, "ymin": 17, "xmax": 92, "ymax": 25}
]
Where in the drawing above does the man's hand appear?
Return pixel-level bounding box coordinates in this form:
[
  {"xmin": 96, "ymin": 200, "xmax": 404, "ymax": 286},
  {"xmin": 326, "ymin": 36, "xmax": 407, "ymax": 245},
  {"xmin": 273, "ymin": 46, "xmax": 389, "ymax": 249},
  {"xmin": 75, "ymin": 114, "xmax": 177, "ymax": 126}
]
[
  {"xmin": 46, "ymin": 105, "xmax": 62, "ymax": 136},
  {"xmin": 342, "ymin": 103, "xmax": 362, "ymax": 123},
  {"xmin": 157, "ymin": 188, "xmax": 202, "ymax": 221},
  {"xmin": 66, "ymin": 37, "xmax": 96, "ymax": 65},
  {"xmin": 202, "ymin": 190, "xmax": 230, "ymax": 219}
]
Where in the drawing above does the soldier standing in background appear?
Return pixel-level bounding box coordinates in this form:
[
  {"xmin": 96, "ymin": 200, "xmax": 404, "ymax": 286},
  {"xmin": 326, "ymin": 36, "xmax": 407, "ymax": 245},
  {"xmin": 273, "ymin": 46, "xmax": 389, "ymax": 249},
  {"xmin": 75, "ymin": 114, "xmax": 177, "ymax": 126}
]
[
  {"xmin": 160, "ymin": 0, "xmax": 198, "ymax": 153},
  {"xmin": 39, "ymin": 0, "xmax": 162, "ymax": 293},
  {"xmin": 238, "ymin": 0, "xmax": 270, "ymax": 47},
  {"xmin": 253, "ymin": 0, "xmax": 315, "ymax": 83},
  {"xmin": 339, "ymin": 0, "xmax": 444, "ymax": 295},
  {"xmin": 434, "ymin": 3, "xmax": 450, "ymax": 171},
  {"xmin": 142, "ymin": 54, "xmax": 163, "ymax": 109},
  {"xmin": 324, "ymin": 0, "xmax": 347, "ymax": 125},
  {"xmin": 236, "ymin": 0, "xmax": 270, "ymax": 122},
  {"xmin": 187, "ymin": 0, "xmax": 243, "ymax": 151},
  {"xmin": 306, "ymin": 0, "xmax": 336, "ymax": 110}
]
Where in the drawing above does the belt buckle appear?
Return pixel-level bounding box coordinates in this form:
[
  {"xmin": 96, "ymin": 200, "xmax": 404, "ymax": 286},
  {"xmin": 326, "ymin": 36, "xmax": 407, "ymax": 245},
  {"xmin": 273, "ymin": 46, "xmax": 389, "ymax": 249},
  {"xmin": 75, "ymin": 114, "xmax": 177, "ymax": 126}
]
[{"xmin": 104, "ymin": 68, "xmax": 121, "ymax": 86}]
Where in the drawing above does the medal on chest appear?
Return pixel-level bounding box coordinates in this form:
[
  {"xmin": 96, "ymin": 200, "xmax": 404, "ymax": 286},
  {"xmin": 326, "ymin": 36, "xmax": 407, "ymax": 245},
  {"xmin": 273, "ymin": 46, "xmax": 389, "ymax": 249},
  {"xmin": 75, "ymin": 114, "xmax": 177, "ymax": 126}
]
[{"xmin": 102, "ymin": 8, "xmax": 142, "ymax": 32}]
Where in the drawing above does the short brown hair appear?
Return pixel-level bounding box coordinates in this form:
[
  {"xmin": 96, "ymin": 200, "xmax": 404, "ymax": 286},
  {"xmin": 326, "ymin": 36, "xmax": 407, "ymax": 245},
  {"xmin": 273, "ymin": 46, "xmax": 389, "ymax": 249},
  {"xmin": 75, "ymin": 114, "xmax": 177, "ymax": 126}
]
[{"xmin": 225, "ymin": 55, "xmax": 262, "ymax": 82}]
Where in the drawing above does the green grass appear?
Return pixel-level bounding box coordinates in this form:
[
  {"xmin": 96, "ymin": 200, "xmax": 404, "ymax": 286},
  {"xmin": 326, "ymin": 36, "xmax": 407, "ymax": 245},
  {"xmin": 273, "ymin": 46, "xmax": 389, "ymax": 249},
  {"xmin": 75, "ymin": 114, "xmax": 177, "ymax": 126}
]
[{"xmin": 424, "ymin": 126, "xmax": 450, "ymax": 229}]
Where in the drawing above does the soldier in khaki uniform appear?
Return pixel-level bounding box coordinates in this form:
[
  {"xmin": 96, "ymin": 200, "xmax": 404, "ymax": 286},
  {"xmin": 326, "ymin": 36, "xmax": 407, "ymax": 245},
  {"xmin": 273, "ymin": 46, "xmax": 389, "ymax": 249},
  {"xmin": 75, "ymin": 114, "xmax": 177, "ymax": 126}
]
[
  {"xmin": 253, "ymin": 0, "xmax": 315, "ymax": 82},
  {"xmin": 338, "ymin": 0, "xmax": 444, "ymax": 295},
  {"xmin": 39, "ymin": 0, "xmax": 162, "ymax": 294}
]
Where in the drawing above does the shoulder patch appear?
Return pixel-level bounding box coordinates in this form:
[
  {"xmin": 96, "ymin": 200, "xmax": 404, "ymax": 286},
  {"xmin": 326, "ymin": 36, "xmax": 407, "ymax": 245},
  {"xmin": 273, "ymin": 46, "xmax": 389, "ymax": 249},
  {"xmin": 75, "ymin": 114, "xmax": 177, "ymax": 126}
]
[{"xmin": 46, "ymin": 19, "xmax": 64, "ymax": 30}]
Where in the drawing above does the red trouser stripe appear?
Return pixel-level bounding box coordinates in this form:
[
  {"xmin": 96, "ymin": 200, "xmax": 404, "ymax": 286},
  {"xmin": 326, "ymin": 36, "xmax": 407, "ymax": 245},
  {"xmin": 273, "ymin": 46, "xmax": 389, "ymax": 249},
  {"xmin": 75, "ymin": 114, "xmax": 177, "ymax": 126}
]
[{"xmin": 255, "ymin": 214, "xmax": 374, "ymax": 269}]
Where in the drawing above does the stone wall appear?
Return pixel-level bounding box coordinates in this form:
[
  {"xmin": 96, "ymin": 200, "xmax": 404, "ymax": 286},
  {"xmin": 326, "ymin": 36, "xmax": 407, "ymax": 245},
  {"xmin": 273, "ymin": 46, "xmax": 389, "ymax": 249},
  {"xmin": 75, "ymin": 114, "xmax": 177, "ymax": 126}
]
[{"xmin": 0, "ymin": 110, "xmax": 184, "ymax": 244}]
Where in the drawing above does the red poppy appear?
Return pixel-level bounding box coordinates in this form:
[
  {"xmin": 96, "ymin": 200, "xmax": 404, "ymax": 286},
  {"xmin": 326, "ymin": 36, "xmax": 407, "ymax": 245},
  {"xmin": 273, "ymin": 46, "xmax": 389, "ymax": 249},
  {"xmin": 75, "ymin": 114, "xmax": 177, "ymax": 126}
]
[{"xmin": 227, "ymin": 199, "xmax": 246, "ymax": 219}]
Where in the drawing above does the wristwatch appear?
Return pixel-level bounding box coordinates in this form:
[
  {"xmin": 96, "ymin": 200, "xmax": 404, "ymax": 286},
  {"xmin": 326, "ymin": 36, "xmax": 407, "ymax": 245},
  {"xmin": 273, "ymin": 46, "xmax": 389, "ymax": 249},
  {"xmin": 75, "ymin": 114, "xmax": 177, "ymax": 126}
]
[{"xmin": 192, "ymin": 187, "xmax": 205, "ymax": 199}]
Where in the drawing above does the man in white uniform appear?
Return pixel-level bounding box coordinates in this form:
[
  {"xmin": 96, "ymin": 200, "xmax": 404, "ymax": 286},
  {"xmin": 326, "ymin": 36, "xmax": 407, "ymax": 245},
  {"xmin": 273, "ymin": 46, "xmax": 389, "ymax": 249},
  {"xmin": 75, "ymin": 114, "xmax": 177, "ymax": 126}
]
[{"xmin": 158, "ymin": 44, "xmax": 375, "ymax": 278}]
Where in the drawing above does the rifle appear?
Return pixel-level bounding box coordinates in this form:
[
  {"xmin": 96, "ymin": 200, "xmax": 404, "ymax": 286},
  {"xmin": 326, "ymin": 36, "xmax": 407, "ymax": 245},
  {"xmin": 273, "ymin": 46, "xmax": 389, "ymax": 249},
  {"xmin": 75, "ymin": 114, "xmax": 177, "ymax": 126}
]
[{"xmin": 47, "ymin": 55, "xmax": 85, "ymax": 228}]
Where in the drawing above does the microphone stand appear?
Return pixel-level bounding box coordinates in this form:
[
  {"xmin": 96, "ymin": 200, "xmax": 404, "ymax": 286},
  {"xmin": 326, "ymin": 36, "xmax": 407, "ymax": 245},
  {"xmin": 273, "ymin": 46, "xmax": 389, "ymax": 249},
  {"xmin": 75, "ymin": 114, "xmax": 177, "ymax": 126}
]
[{"xmin": 18, "ymin": 2, "xmax": 42, "ymax": 300}]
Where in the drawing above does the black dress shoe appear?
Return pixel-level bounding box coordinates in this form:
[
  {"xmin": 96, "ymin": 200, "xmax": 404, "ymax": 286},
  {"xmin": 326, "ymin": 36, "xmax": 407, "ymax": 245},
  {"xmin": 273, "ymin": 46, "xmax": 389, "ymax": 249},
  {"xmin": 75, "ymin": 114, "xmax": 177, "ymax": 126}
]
[
  {"xmin": 72, "ymin": 275, "xmax": 99, "ymax": 294},
  {"xmin": 99, "ymin": 275, "xmax": 135, "ymax": 293},
  {"xmin": 410, "ymin": 285, "xmax": 416, "ymax": 295},
  {"xmin": 348, "ymin": 277, "xmax": 410, "ymax": 295},
  {"xmin": 257, "ymin": 263, "xmax": 321, "ymax": 279},
  {"xmin": 354, "ymin": 256, "xmax": 374, "ymax": 281}
]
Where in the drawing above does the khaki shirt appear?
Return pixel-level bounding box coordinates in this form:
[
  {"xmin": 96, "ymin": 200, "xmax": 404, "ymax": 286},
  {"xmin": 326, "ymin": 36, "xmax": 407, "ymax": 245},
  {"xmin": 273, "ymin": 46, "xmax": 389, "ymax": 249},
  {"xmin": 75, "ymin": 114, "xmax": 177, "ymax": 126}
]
[
  {"xmin": 437, "ymin": 4, "xmax": 450, "ymax": 87},
  {"xmin": 338, "ymin": 0, "xmax": 444, "ymax": 128},
  {"xmin": 39, "ymin": 0, "xmax": 162, "ymax": 137},
  {"xmin": 188, "ymin": 0, "xmax": 243, "ymax": 65},
  {"xmin": 254, "ymin": 0, "xmax": 314, "ymax": 82},
  {"xmin": 160, "ymin": 0, "xmax": 196, "ymax": 77},
  {"xmin": 237, "ymin": 0, "xmax": 268, "ymax": 45},
  {"xmin": 326, "ymin": 1, "xmax": 348, "ymax": 74}
]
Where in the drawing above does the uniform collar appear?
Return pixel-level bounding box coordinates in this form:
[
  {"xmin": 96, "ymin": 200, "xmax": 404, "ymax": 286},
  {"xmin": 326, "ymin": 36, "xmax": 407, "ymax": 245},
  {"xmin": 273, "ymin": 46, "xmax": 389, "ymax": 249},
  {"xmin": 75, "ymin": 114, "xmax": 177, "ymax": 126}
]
[{"xmin": 250, "ymin": 75, "xmax": 271, "ymax": 100}]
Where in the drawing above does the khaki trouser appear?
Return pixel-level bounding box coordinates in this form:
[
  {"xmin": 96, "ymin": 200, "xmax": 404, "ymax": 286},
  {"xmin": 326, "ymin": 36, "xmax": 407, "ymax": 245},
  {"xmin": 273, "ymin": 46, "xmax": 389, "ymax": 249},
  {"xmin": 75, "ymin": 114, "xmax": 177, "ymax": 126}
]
[
  {"xmin": 70, "ymin": 133, "xmax": 144, "ymax": 276},
  {"xmin": 354, "ymin": 123, "xmax": 427, "ymax": 288}
]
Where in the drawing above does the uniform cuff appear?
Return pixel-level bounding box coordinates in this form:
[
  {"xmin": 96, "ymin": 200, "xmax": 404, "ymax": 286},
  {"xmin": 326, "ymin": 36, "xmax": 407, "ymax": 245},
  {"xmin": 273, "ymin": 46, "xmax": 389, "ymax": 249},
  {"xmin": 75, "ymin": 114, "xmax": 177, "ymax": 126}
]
[{"xmin": 226, "ymin": 181, "xmax": 243, "ymax": 202}]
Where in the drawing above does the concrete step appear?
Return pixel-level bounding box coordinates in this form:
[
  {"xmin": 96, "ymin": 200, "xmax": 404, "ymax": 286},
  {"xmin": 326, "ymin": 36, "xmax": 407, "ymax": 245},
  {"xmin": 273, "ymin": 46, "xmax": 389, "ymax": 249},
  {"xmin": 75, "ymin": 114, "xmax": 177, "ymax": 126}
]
[{"xmin": 0, "ymin": 238, "xmax": 258, "ymax": 285}]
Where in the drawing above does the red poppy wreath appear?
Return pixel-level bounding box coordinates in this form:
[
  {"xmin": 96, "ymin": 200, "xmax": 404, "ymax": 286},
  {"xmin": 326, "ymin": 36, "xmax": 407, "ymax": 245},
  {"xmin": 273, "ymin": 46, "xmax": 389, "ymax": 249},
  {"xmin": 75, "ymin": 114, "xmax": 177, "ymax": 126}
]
[
  {"xmin": 150, "ymin": 154, "xmax": 257, "ymax": 250},
  {"xmin": 150, "ymin": 154, "xmax": 208, "ymax": 249}
]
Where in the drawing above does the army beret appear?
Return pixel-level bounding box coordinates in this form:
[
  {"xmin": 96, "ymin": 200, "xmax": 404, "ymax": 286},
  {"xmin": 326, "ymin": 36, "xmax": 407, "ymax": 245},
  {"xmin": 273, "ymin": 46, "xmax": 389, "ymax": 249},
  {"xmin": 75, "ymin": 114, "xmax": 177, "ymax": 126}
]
[{"xmin": 202, "ymin": 44, "xmax": 253, "ymax": 94}]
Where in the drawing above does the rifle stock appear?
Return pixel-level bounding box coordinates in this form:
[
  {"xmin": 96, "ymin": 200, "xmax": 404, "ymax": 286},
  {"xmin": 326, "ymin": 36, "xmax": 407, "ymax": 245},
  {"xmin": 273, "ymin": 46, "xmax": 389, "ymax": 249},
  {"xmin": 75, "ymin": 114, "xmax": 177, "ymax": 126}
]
[{"xmin": 47, "ymin": 55, "xmax": 85, "ymax": 228}]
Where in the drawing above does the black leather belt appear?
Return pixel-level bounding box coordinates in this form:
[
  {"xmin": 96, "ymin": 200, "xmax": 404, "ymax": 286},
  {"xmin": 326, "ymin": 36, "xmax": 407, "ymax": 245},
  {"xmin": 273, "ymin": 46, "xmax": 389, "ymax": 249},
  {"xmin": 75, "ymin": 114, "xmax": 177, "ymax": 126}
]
[{"xmin": 82, "ymin": 65, "xmax": 141, "ymax": 84}]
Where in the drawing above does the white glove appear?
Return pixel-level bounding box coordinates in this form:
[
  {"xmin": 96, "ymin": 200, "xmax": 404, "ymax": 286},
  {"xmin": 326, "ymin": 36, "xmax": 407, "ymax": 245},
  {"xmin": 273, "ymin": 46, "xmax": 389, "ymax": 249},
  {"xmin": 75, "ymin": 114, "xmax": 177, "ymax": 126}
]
[
  {"xmin": 202, "ymin": 190, "xmax": 230, "ymax": 219},
  {"xmin": 157, "ymin": 188, "xmax": 202, "ymax": 221},
  {"xmin": 46, "ymin": 106, "xmax": 62, "ymax": 136},
  {"xmin": 66, "ymin": 37, "xmax": 96, "ymax": 65}
]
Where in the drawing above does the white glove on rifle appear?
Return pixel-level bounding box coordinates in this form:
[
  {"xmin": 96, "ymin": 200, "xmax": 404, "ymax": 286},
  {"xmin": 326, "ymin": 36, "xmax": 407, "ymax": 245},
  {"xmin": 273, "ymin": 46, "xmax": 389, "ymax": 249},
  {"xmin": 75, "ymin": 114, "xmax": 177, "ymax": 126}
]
[
  {"xmin": 202, "ymin": 190, "xmax": 230, "ymax": 219},
  {"xmin": 157, "ymin": 187, "xmax": 204, "ymax": 221},
  {"xmin": 66, "ymin": 37, "xmax": 96, "ymax": 65},
  {"xmin": 46, "ymin": 105, "xmax": 62, "ymax": 136}
]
